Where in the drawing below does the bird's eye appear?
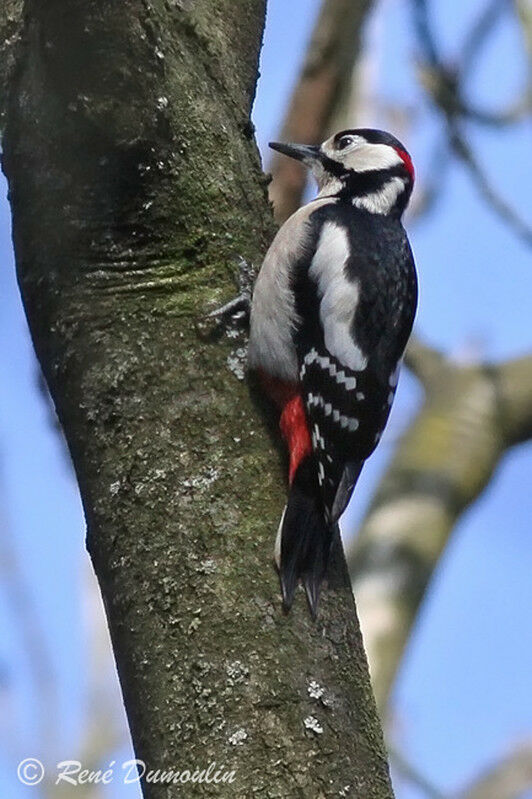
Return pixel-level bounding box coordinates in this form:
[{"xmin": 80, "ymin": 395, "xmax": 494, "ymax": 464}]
[{"xmin": 337, "ymin": 136, "xmax": 354, "ymax": 150}]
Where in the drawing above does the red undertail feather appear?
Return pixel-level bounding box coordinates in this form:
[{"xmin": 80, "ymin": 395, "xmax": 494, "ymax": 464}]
[
  {"xmin": 279, "ymin": 395, "xmax": 312, "ymax": 484},
  {"xmin": 257, "ymin": 370, "xmax": 312, "ymax": 484}
]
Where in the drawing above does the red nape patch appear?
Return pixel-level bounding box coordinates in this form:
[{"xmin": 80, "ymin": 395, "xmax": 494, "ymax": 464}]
[
  {"xmin": 279, "ymin": 395, "xmax": 312, "ymax": 485},
  {"xmin": 395, "ymin": 148, "xmax": 415, "ymax": 182}
]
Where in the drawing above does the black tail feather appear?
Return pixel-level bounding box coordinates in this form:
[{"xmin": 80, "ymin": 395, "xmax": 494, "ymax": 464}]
[
  {"xmin": 302, "ymin": 574, "xmax": 321, "ymax": 621},
  {"xmin": 278, "ymin": 457, "xmax": 333, "ymax": 618}
]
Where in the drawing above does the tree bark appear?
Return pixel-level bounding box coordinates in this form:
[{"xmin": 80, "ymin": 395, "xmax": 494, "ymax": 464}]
[
  {"xmin": 2, "ymin": 1, "xmax": 393, "ymax": 796},
  {"xmin": 0, "ymin": 0, "xmax": 22, "ymax": 125}
]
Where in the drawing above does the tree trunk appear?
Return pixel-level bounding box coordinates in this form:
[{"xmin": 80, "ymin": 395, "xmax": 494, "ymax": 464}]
[{"xmin": 2, "ymin": 2, "xmax": 393, "ymax": 796}]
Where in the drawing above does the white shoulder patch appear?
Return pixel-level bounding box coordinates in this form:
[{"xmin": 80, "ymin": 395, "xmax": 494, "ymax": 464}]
[
  {"xmin": 353, "ymin": 177, "xmax": 405, "ymax": 215},
  {"xmin": 347, "ymin": 142, "xmax": 403, "ymax": 173},
  {"xmin": 309, "ymin": 222, "xmax": 367, "ymax": 371}
]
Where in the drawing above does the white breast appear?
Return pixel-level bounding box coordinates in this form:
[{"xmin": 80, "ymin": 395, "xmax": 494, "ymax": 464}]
[{"xmin": 309, "ymin": 222, "xmax": 367, "ymax": 371}]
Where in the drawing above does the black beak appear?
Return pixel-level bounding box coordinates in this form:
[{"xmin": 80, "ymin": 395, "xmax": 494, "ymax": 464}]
[{"xmin": 269, "ymin": 141, "xmax": 322, "ymax": 163}]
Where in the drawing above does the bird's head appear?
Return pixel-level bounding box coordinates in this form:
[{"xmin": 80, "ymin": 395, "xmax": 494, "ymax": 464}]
[{"xmin": 270, "ymin": 128, "xmax": 415, "ymax": 217}]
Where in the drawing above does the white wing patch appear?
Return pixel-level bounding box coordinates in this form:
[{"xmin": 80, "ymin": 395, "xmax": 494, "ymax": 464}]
[{"xmin": 308, "ymin": 223, "xmax": 368, "ymax": 371}]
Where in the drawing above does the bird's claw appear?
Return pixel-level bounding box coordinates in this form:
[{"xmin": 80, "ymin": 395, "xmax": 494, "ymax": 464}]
[
  {"xmin": 206, "ymin": 294, "xmax": 250, "ymax": 322},
  {"xmin": 206, "ymin": 256, "xmax": 255, "ymax": 331}
]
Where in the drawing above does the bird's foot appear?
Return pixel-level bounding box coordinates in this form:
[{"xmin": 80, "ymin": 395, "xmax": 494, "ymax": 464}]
[{"xmin": 206, "ymin": 257, "xmax": 255, "ymax": 331}]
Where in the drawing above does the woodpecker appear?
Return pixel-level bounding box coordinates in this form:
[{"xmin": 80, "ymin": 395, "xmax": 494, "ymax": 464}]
[{"xmin": 248, "ymin": 128, "xmax": 418, "ymax": 617}]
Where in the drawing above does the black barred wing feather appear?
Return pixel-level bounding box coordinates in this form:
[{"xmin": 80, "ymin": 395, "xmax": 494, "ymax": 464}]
[
  {"xmin": 299, "ymin": 346, "xmax": 397, "ymax": 522},
  {"xmin": 290, "ymin": 204, "xmax": 417, "ymax": 525}
]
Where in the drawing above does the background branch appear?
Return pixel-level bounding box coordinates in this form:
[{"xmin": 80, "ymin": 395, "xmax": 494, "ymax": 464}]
[
  {"xmin": 391, "ymin": 741, "xmax": 532, "ymax": 799},
  {"xmin": 456, "ymin": 741, "xmax": 532, "ymax": 799},
  {"xmin": 0, "ymin": 460, "xmax": 58, "ymax": 763},
  {"xmin": 268, "ymin": 0, "xmax": 375, "ymax": 222},
  {"xmin": 346, "ymin": 349, "xmax": 532, "ymax": 714},
  {"xmin": 40, "ymin": 567, "xmax": 126, "ymax": 799},
  {"xmin": 517, "ymin": 0, "xmax": 532, "ymax": 67},
  {"xmin": 412, "ymin": 0, "xmax": 532, "ymax": 246}
]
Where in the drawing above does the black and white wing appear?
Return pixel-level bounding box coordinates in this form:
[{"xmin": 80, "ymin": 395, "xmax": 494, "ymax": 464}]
[
  {"xmin": 293, "ymin": 209, "xmax": 417, "ymax": 523},
  {"xmin": 299, "ymin": 346, "xmax": 392, "ymax": 522}
]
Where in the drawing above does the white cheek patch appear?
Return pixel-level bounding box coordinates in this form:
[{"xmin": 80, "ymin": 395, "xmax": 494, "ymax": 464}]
[
  {"xmin": 309, "ymin": 222, "xmax": 368, "ymax": 371},
  {"xmin": 346, "ymin": 143, "xmax": 403, "ymax": 173}
]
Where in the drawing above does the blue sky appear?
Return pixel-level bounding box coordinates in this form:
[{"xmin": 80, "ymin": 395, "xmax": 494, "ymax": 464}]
[{"xmin": 0, "ymin": 0, "xmax": 531, "ymax": 797}]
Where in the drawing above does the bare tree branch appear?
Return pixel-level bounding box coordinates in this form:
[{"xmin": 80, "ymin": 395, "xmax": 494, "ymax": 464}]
[
  {"xmin": 460, "ymin": 0, "xmax": 508, "ymax": 74},
  {"xmin": 517, "ymin": 0, "xmax": 532, "ymax": 65},
  {"xmin": 403, "ymin": 336, "xmax": 446, "ymax": 384},
  {"xmin": 267, "ymin": 0, "xmax": 532, "ymax": 723},
  {"xmin": 347, "ymin": 348, "xmax": 532, "ymax": 713},
  {"xmin": 41, "ymin": 566, "xmax": 129, "ymax": 799},
  {"xmin": 0, "ymin": 460, "xmax": 59, "ymax": 760},
  {"xmin": 457, "ymin": 741, "xmax": 532, "ymax": 799},
  {"xmin": 449, "ymin": 130, "xmax": 532, "ymax": 246},
  {"xmin": 390, "ymin": 745, "xmax": 446, "ymax": 799},
  {"xmin": 268, "ymin": 0, "xmax": 375, "ymax": 222},
  {"xmin": 412, "ymin": 0, "xmax": 532, "ymax": 245},
  {"xmin": 390, "ymin": 741, "xmax": 532, "ymax": 799}
]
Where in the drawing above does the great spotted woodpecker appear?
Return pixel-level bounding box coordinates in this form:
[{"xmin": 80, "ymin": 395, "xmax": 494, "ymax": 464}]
[{"xmin": 248, "ymin": 128, "xmax": 418, "ymax": 617}]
